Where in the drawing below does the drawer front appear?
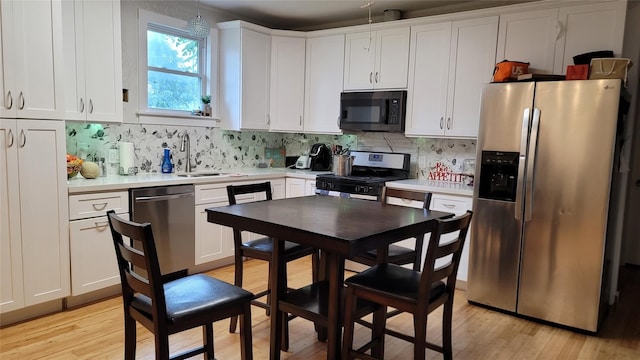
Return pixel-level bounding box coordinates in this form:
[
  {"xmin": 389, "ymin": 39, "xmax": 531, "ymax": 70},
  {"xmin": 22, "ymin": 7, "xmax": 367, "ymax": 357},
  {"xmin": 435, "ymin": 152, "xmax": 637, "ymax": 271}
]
[
  {"xmin": 195, "ymin": 184, "xmax": 229, "ymax": 205},
  {"xmin": 69, "ymin": 191, "xmax": 129, "ymax": 220},
  {"xmin": 430, "ymin": 194, "xmax": 471, "ymax": 215}
]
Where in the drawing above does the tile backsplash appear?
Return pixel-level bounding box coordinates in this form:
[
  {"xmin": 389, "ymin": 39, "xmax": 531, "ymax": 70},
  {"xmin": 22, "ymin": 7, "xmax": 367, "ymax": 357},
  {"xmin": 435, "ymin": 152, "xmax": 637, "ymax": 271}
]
[{"xmin": 66, "ymin": 123, "xmax": 475, "ymax": 180}]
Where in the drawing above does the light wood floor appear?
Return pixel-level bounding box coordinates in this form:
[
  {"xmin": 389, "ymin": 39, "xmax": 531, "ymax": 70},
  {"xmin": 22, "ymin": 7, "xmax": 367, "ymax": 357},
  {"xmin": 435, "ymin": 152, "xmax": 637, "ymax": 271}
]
[{"xmin": 1, "ymin": 257, "xmax": 638, "ymax": 359}]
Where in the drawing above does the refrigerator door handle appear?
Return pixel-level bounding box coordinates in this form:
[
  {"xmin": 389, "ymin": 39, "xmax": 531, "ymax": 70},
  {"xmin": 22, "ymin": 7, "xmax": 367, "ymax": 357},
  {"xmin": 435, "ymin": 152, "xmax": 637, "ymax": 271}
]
[
  {"xmin": 524, "ymin": 108, "xmax": 541, "ymax": 222},
  {"xmin": 515, "ymin": 108, "xmax": 531, "ymax": 220}
]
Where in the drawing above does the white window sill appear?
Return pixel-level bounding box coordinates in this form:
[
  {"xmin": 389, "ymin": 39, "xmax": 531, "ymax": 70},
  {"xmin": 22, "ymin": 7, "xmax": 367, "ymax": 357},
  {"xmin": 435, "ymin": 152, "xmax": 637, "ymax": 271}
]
[{"xmin": 136, "ymin": 110, "xmax": 221, "ymax": 127}]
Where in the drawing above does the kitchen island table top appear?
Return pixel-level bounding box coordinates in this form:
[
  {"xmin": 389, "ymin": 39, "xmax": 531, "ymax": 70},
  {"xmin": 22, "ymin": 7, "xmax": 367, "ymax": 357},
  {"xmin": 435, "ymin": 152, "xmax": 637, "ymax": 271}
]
[{"xmin": 206, "ymin": 195, "xmax": 452, "ymax": 359}]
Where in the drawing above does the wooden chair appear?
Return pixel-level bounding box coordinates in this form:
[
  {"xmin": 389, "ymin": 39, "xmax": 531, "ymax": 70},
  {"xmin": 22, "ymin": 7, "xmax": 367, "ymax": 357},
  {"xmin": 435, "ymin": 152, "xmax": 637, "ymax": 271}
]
[
  {"xmin": 226, "ymin": 181, "xmax": 319, "ymax": 350},
  {"xmin": 107, "ymin": 210, "xmax": 253, "ymax": 360},
  {"xmin": 341, "ymin": 210, "xmax": 473, "ymax": 360},
  {"xmin": 350, "ymin": 187, "xmax": 433, "ymax": 272}
]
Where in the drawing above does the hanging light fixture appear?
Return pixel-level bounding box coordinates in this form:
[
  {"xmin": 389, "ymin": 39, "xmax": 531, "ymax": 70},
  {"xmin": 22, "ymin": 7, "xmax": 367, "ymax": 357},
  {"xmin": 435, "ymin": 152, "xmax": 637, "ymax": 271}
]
[
  {"xmin": 361, "ymin": 1, "xmax": 375, "ymax": 52},
  {"xmin": 187, "ymin": 0, "xmax": 210, "ymax": 39}
]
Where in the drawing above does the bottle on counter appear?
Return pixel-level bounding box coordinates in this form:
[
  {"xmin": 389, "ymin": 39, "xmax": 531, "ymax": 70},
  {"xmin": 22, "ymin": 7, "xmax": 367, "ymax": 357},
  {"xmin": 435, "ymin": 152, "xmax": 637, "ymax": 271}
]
[{"xmin": 161, "ymin": 148, "xmax": 173, "ymax": 173}]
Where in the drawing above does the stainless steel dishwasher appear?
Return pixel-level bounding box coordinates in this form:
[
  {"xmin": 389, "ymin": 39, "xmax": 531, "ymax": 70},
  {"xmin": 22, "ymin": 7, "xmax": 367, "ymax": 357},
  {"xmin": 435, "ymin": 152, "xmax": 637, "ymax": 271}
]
[{"xmin": 130, "ymin": 184, "xmax": 195, "ymax": 277}]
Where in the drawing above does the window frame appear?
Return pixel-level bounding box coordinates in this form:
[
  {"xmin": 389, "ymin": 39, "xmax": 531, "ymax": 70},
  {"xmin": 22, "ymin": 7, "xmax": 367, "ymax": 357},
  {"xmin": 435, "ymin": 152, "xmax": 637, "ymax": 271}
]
[{"xmin": 137, "ymin": 9, "xmax": 219, "ymax": 126}]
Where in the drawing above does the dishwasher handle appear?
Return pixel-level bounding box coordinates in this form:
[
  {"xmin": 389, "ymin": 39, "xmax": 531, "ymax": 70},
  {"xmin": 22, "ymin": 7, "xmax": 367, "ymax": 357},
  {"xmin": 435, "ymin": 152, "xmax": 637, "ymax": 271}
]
[{"xmin": 134, "ymin": 193, "xmax": 194, "ymax": 203}]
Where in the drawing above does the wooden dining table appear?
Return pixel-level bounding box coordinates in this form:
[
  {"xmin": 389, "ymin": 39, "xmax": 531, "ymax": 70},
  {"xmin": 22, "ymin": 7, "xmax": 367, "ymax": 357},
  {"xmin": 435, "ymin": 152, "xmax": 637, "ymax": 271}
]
[{"xmin": 206, "ymin": 195, "xmax": 452, "ymax": 360}]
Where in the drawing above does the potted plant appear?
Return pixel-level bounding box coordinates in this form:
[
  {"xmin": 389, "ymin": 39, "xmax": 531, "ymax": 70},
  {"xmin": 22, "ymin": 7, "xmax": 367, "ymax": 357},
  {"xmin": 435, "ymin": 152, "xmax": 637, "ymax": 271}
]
[{"xmin": 201, "ymin": 95, "xmax": 212, "ymax": 117}]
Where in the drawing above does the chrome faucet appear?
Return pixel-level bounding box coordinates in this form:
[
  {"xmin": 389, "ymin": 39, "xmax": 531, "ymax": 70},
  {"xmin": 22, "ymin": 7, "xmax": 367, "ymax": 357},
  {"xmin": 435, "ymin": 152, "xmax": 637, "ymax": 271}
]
[{"xmin": 180, "ymin": 132, "xmax": 192, "ymax": 172}]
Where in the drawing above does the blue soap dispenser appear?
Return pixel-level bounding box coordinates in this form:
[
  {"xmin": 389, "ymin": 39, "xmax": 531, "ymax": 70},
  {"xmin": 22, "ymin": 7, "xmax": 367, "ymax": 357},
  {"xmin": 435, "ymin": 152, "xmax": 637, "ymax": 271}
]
[{"xmin": 161, "ymin": 148, "xmax": 173, "ymax": 173}]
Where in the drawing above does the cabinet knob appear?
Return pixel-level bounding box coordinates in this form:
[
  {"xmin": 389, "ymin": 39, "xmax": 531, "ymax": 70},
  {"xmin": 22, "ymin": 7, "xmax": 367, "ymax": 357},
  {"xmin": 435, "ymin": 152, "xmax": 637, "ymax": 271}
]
[
  {"xmin": 19, "ymin": 129, "xmax": 26, "ymax": 148},
  {"xmin": 18, "ymin": 91, "xmax": 25, "ymax": 110},
  {"xmin": 447, "ymin": 117, "xmax": 451, "ymax": 130},
  {"xmin": 369, "ymin": 72, "xmax": 373, "ymax": 84},
  {"xmin": 89, "ymin": 99, "xmax": 94, "ymax": 114},
  {"xmin": 440, "ymin": 117, "xmax": 443, "ymax": 129},
  {"xmin": 7, "ymin": 129, "xmax": 14, "ymax": 148},
  {"xmin": 375, "ymin": 72, "xmax": 379, "ymax": 83},
  {"xmin": 79, "ymin": 98, "xmax": 85, "ymax": 113},
  {"xmin": 6, "ymin": 91, "xmax": 12, "ymax": 110}
]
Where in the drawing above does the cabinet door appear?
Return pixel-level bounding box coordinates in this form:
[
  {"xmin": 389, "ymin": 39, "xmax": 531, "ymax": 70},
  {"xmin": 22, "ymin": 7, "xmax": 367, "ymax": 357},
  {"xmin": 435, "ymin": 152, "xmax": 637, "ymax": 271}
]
[
  {"xmin": 374, "ymin": 27, "xmax": 410, "ymax": 89},
  {"xmin": 241, "ymin": 29, "xmax": 271, "ymax": 130},
  {"xmin": 305, "ymin": 179, "xmax": 317, "ymax": 196},
  {"xmin": 69, "ymin": 215, "xmax": 122, "ymax": 295},
  {"xmin": 78, "ymin": 0, "xmax": 123, "ymax": 122},
  {"xmin": 405, "ymin": 22, "xmax": 451, "ymax": 137},
  {"xmin": 286, "ymin": 178, "xmax": 306, "ymax": 198},
  {"xmin": 429, "ymin": 194, "xmax": 472, "ymax": 283},
  {"xmin": 343, "ymin": 31, "xmax": 376, "ymax": 90},
  {"xmin": 0, "ymin": 1, "xmax": 16, "ymax": 117},
  {"xmin": 6, "ymin": 0, "xmax": 65, "ymax": 119},
  {"xmin": 269, "ymin": 36, "xmax": 305, "ymax": 132},
  {"xmin": 496, "ymin": 9, "xmax": 559, "ymax": 74},
  {"xmin": 270, "ymin": 178, "xmax": 286, "ymax": 199},
  {"xmin": 195, "ymin": 203, "xmax": 234, "ymax": 264},
  {"xmin": 0, "ymin": 119, "xmax": 23, "ymax": 313},
  {"xmin": 446, "ymin": 16, "xmax": 498, "ymax": 138},
  {"xmin": 304, "ymin": 35, "xmax": 344, "ymax": 134},
  {"xmin": 18, "ymin": 120, "xmax": 69, "ymax": 306},
  {"xmin": 554, "ymin": 1, "xmax": 626, "ymax": 74}
]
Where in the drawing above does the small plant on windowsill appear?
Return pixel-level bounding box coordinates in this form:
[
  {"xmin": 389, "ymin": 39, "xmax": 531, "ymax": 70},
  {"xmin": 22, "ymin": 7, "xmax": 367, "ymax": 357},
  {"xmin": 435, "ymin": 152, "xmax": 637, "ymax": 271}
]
[{"xmin": 201, "ymin": 95, "xmax": 212, "ymax": 117}]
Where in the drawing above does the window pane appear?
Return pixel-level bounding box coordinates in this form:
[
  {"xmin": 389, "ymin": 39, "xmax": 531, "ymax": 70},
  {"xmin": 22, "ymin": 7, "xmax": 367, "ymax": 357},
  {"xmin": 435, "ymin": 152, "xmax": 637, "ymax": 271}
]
[
  {"xmin": 147, "ymin": 30, "xmax": 199, "ymax": 73},
  {"xmin": 148, "ymin": 70, "xmax": 200, "ymax": 111}
]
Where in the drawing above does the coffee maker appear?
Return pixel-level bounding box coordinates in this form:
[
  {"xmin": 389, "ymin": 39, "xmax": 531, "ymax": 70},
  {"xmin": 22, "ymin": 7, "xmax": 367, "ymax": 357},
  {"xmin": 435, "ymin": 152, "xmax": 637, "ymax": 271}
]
[{"xmin": 309, "ymin": 143, "xmax": 332, "ymax": 171}]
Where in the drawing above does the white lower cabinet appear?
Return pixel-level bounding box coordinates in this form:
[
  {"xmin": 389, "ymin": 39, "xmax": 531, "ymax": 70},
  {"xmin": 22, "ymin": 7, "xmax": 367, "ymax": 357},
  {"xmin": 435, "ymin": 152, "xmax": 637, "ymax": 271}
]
[
  {"xmin": 68, "ymin": 191, "xmax": 128, "ymax": 296},
  {"xmin": 195, "ymin": 178, "xmax": 285, "ymax": 265},
  {"xmin": 286, "ymin": 177, "xmax": 317, "ymax": 198},
  {"xmin": 429, "ymin": 194, "xmax": 472, "ymax": 283},
  {"xmin": 1, "ymin": 119, "xmax": 69, "ymax": 313}
]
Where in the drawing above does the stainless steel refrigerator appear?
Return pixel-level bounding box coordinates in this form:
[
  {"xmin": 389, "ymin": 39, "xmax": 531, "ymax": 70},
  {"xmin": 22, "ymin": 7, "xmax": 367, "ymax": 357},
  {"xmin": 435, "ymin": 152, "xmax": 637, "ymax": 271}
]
[{"xmin": 467, "ymin": 79, "xmax": 622, "ymax": 332}]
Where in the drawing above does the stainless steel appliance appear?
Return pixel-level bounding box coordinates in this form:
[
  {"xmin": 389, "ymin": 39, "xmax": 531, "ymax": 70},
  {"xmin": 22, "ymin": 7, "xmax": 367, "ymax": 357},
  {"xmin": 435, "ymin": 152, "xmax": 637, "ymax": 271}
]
[
  {"xmin": 316, "ymin": 151, "xmax": 410, "ymax": 200},
  {"xmin": 130, "ymin": 184, "xmax": 195, "ymax": 276},
  {"xmin": 468, "ymin": 79, "xmax": 622, "ymax": 332},
  {"xmin": 339, "ymin": 91, "xmax": 407, "ymax": 132}
]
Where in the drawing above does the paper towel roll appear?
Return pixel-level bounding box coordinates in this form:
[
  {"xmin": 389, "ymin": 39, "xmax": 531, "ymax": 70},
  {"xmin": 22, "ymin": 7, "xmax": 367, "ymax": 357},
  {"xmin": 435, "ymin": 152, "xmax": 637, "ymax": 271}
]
[{"xmin": 118, "ymin": 142, "xmax": 135, "ymax": 175}]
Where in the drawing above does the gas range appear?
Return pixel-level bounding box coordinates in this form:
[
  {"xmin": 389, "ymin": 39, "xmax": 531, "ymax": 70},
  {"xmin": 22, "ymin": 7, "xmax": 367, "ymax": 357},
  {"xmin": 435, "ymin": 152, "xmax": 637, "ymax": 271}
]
[{"xmin": 316, "ymin": 151, "xmax": 410, "ymax": 199}]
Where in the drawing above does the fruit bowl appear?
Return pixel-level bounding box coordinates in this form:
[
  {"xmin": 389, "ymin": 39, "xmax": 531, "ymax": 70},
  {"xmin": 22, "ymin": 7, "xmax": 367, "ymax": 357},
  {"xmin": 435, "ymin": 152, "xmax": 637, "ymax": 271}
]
[{"xmin": 67, "ymin": 155, "xmax": 83, "ymax": 179}]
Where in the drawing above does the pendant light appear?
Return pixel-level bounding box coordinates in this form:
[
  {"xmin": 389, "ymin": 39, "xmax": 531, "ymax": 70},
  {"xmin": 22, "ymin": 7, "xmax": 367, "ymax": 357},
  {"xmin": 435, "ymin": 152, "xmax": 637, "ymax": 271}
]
[
  {"xmin": 187, "ymin": 0, "xmax": 210, "ymax": 39},
  {"xmin": 361, "ymin": 1, "xmax": 375, "ymax": 52}
]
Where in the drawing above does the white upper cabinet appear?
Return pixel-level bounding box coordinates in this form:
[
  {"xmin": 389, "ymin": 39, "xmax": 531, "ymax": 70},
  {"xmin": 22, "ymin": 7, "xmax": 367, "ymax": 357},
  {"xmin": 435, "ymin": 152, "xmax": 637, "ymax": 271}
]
[
  {"xmin": 219, "ymin": 23, "xmax": 271, "ymax": 131},
  {"xmin": 0, "ymin": 0, "xmax": 65, "ymax": 119},
  {"xmin": 62, "ymin": 0, "xmax": 123, "ymax": 123},
  {"xmin": 304, "ymin": 34, "xmax": 344, "ymax": 134},
  {"xmin": 343, "ymin": 27, "xmax": 410, "ymax": 90},
  {"xmin": 269, "ymin": 36, "xmax": 305, "ymax": 133},
  {"xmin": 496, "ymin": 9, "xmax": 559, "ymax": 74},
  {"xmin": 554, "ymin": 1, "xmax": 626, "ymax": 74},
  {"xmin": 497, "ymin": 1, "xmax": 626, "ymax": 75},
  {"xmin": 406, "ymin": 16, "xmax": 498, "ymax": 138}
]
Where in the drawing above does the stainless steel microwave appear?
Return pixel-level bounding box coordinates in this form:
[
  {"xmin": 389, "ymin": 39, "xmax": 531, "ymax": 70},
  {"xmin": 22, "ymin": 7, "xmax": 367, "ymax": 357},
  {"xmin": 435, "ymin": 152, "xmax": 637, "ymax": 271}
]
[{"xmin": 339, "ymin": 90, "xmax": 407, "ymax": 132}]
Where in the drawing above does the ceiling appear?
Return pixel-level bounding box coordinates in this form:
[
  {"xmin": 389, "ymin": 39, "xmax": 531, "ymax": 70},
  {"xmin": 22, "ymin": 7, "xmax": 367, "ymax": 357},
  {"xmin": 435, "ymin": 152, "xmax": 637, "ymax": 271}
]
[{"xmin": 202, "ymin": 0, "xmax": 536, "ymax": 30}]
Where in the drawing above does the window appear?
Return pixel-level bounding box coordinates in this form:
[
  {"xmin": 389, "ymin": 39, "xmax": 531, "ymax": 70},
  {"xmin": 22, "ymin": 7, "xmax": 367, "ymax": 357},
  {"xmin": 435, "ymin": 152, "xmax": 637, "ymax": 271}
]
[
  {"xmin": 147, "ymin": 26, "xmax": 203, "ymax": 111},
  {"xmin": 137, "ymin": 9, "xmax": 218, "ymax": 125}
]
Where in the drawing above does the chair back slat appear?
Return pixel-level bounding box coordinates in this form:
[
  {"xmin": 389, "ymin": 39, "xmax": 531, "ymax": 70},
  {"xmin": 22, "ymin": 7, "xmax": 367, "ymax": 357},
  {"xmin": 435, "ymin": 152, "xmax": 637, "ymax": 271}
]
[
  {"xmin": 382, "ymin": 187, "xmax": 432, "ymax": 209},
  {"xmin": 419, "ymin": 211, "xmax": 473, "ymax": 301},
  {"xmin": 108, "ymin": 210, "xmax": 167, "ymax": 318},
  {"xmin": 227, "ymin": 182, "xmax": 273, "ymax": 205}
]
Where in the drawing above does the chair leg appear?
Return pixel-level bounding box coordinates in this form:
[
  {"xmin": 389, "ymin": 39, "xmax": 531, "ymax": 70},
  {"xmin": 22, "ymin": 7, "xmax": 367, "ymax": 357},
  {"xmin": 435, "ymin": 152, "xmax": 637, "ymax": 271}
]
[
  {"xmin": 280, "ymin": 259, "xmax": 289, "ymax": 351},
  {"xmin": 442, "ymin": 302, "xmax": 454, "ymax": 360},
  {"xmin": 266, "ymin": 260, "xmax": 272, "ymax": 317},
  {"xmin": 230, "ymin": 252, "xmax": 244, "ymax": 333},
  {"xmin": 154, "ymin": 330, "xmax": 170, "ymax": 360},
  {"xmin": 371, "ymin": 306, "xmax": 387, "ymax": 358},
  {"xmin": 341, "ymin": 287, "xmax": 357, "ymax": 360},
  {"xmin": 123, "ymin": 314, "xmax": 137, "ymax": 360},
  {"xmin": 413, "ymin": 313, "xmax": 427, "ymax": 360},
  {"xmin": 239, "ymin": 304, "xmax": 253, "ymax": 360},
  {"xmin": 311, "ymin": 250, "xmax": 319, "ymax": 282},
  {"xmin": 204, "ymin": 323, "xmax": 215, "ymax": 359}
]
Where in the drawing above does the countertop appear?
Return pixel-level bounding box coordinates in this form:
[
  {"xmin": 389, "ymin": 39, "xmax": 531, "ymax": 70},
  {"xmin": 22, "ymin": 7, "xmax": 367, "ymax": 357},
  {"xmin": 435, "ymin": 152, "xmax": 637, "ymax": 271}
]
[
  {"xmin": 67, "ymin": 168, "xmax": 327, "ymax": 194},
  {"xmin": 68, "ymin": 168, "xmax": 475, "ymax": 197},
  {"xmin": 385, "ymin": 179, "xmax": 474, "ymax": 197}
]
